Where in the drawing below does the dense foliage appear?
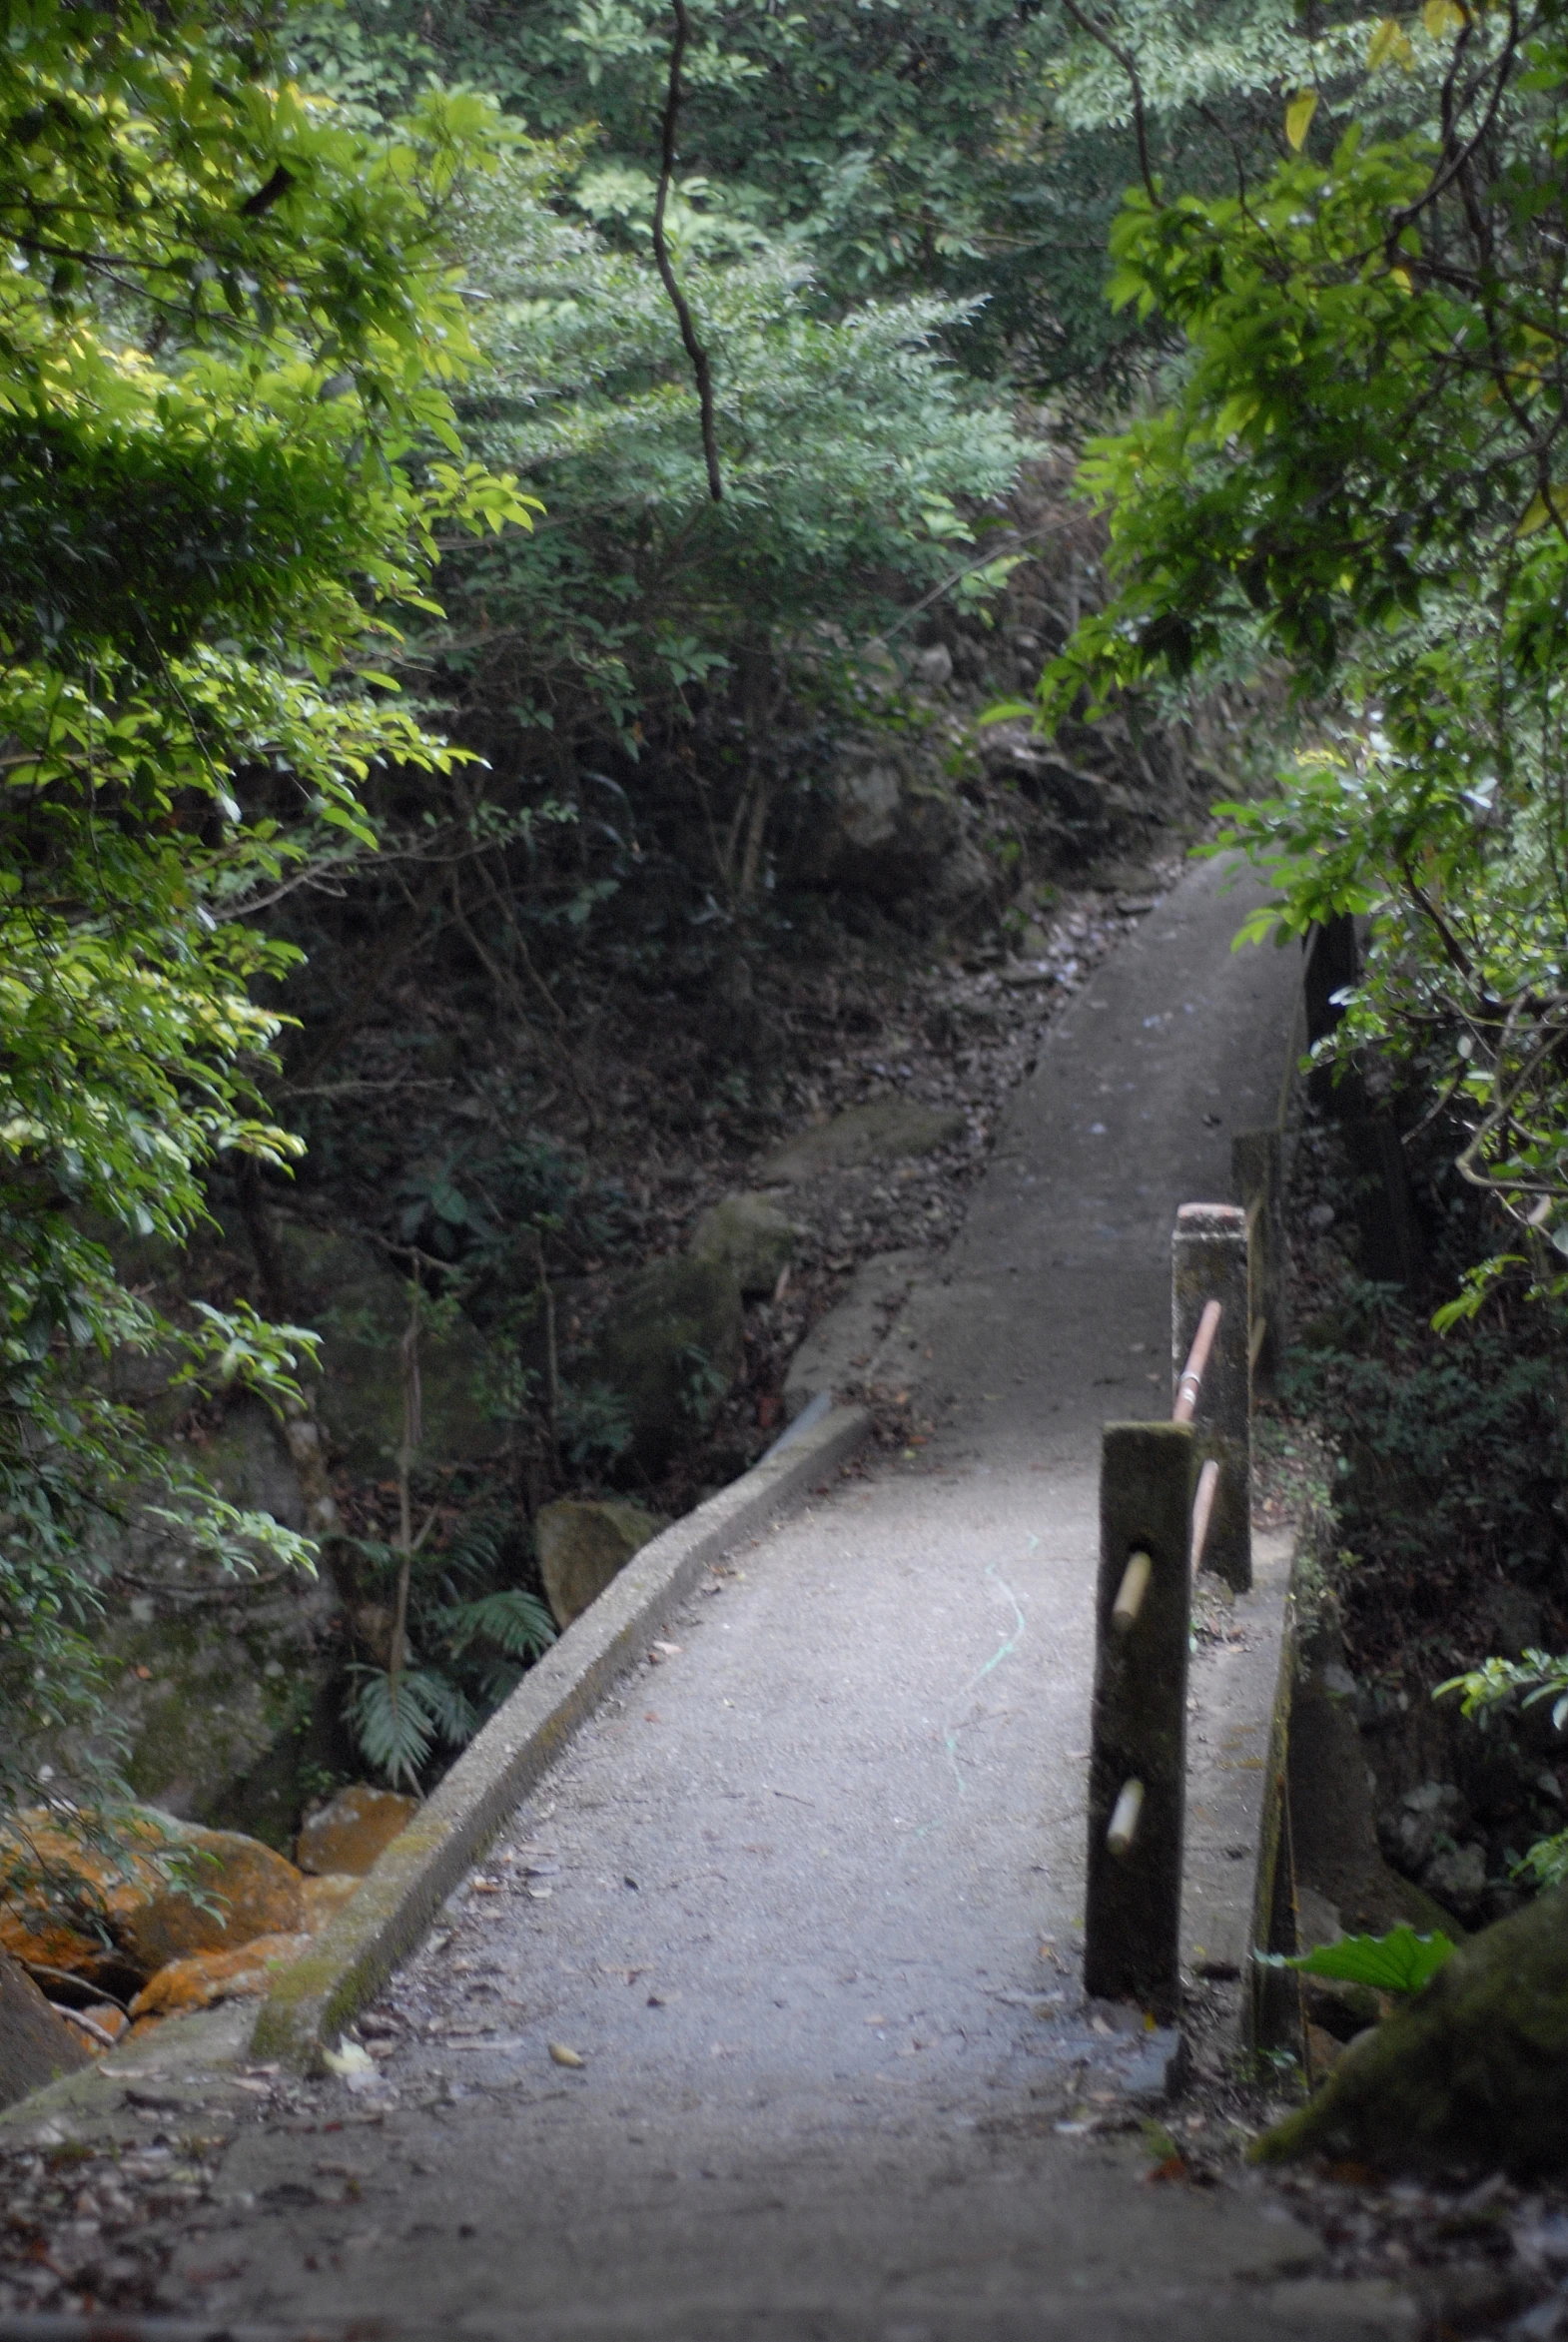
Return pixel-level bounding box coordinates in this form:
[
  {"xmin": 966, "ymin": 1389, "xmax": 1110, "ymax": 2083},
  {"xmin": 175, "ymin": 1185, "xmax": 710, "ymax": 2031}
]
[
  {"xmin": 1041, "ymin": 0, "xmax": 1568, "ymax": 1286},
  {"xmin": 0, "ymin": 0, "xmax": 532, "ymax": 1824}
]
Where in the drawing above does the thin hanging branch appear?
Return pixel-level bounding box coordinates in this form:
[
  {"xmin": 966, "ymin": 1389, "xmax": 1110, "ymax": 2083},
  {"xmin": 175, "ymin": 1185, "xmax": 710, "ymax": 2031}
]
[
  {"xmin": 1055, "ymin": 0, "xmax": 1158, "ymax": 204},
  {"xmin": 653, "ymin": 0, "xmax": 723, "ymax": 502}
]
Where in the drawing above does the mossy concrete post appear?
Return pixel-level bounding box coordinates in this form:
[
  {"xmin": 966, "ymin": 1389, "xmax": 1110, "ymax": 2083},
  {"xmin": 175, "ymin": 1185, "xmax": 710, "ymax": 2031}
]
[
  {"xmin": 1084, "ymin": 1419, "xmax": 1196, "ymax": 2023},
  {"xmin": 1172, "ymin": 1202, "xmax": 1251, "ymax": 1592},
  {"xmin": 1232, "ymin": 1129, "xmax": 1283, "ymax": 1399}
]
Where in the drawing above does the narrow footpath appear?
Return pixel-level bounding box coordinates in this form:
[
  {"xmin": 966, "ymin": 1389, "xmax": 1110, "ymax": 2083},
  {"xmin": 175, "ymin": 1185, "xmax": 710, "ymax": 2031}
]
[{"xmin": 95, "ymin": 860, "xmax": 1417, "ymax": 2338}]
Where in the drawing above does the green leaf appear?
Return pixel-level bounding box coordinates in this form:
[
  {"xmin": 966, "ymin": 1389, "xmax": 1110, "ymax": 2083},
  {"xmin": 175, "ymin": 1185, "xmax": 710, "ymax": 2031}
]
[
  {"xmin": 1284, "ymin": 90, "xmax": 1318, "ymax": 152},
  {"xmin": 1259, "ymin": 1925, "xmax": 1455, "ymax": 1996}
]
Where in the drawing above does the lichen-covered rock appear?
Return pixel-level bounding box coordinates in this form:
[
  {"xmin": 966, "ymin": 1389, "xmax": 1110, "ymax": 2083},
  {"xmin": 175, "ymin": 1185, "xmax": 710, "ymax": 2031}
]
[
  {"xmin": 54, "ymin": 2001, "xmax": 129, "ymax": 2053},
  {"xmin": 1254, "ymin": 1884, "xmax": 1568, "ymax": 2177},
  {"xmin": 759, "ymin": 1099, "xmax": 967, "ymax": 1183},
  {"xmin": 297, "ymin": 1787, "xmax": 416, "ymax": 1879},
  {"xmin": 0, "ymin": 1809, "xmax": 305, "ymax": 1983},
  {"xmin": 116, "ymin": 1821, "xmax": 305, "ymax": 1971},
  {"xmin": 0, "ymin": 1952, "xmax": 93, "ymax": 2109},
  {"xmin": 535, "ymin": 1498, "xmax": 667, "ymax": 1629},
  {"xmin": 128, "ymin": 1931, "xmax": 310, "ymax": 2018},
  {"xmin": 586, "ymin": 1256, "xmax": 744, "ymax": 1472},
  {"xmin": 0, "ymin": 1905, "xmax": 126, "ymax": 1996},
  {"xmin": 689, "ymin": 1194, "xmax": 797, "ymax": 1299}
]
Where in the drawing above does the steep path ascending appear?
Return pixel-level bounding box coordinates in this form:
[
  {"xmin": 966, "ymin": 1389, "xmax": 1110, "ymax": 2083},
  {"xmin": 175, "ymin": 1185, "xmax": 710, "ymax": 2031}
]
[{"xmin": 170, "ymin": 858, "xmax": 1410, "ymax": 2341}]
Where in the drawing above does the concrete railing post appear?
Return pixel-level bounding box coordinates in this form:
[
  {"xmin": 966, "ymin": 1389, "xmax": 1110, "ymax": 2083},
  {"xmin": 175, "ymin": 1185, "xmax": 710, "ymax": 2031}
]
[
  {"xmin": 1084, "ymin": 1419, "xmax": 1196, "ymax": 2023},
  {"xmin": 1172, "ymin": 1203, "xmax": 1251, "ymax": 1592},
  {"xmin": 1232, "ymin": 1128, "xmax": 1283, "ymax": 1398}
]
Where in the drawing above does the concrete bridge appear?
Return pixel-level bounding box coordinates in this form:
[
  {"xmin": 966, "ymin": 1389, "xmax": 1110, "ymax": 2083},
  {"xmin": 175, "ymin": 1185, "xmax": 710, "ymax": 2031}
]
[{"xmin": 1, "ymin": 858, "xmax": 1415, "ymax": 2342}]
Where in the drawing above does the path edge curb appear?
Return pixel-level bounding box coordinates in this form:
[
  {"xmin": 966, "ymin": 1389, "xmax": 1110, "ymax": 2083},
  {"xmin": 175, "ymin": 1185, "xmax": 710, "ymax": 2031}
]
[{"xmin": 251, "ymin": 1403, "xmax": 871, "ymax": 2069}]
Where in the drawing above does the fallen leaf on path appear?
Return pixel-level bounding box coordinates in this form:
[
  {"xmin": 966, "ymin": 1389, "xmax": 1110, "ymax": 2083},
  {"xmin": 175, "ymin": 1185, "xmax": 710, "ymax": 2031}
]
[
  {"xmin": 322, "ymin": 2041, "xmax": 375, "ymax": 2077},
  {"xmin": 548, "ymin": 2042, "xmax": 585, "ymax": 2068}
]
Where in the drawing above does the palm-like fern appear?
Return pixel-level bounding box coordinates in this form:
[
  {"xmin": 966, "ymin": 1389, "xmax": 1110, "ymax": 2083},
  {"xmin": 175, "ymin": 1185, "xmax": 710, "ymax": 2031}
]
[{"xmin": 343, "ymin": 1515, "xmax": 556, "ymax": 1790}]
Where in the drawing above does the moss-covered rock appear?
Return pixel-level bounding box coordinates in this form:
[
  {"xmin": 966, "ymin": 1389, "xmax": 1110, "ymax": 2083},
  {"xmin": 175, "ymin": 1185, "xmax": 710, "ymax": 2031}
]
[
  {"xmin": 689, "ymin": 1194, "xmax": 798, "ymax": 1299},
  {"xmin": 759, "ymin": 1097, "xmax": 967, "ymax": 1182},
  {"xmin": 91, "ymin": 1545, "xmax": 338, "ymax": 1847},
  {"xmin": 535, "ymin": 1497, "xmax": 668, "ymax": 1628},
  {"xmin": 586, "ymin": 1256, "xmax": 743, "ymax": 1472},
  {"xmin": 1254, "ymin": 1885, "xmax": 1568, "ymax": 2177}
]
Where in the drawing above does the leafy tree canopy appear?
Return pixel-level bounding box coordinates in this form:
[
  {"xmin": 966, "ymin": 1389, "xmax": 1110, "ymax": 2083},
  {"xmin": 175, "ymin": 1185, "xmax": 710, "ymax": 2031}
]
[
  {"xmin": 1037, "ymin": 0, "xmax": 1568, "ymax": 1283},
  {"xmin": 292, "ymin": 0, "xmax": 1170, "ymax": 394}
]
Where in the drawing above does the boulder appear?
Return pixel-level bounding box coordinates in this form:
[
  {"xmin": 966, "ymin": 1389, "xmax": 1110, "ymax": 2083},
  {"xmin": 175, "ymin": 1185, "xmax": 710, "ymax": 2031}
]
[
  {"xmin": 129, "ymin": 1931, "xmax": 310, "ymax": 2019},
  {"xmin": 1254, "ymin": 1884, "xmax": 1568, "ymax": 2177},
  {"xmin": 799, "ymin": 741, "xmax": 992, "ymax": 911},
  {"xmin": 973, "ymin": 720, "xmax": 1114, "ymax": 852},
  {"xmin": 689, "ymin": 1194, "xmax": 797, "ymax": 1299},
  {"xmin": 585, "ymin": 1256, "xmax": 744, "ymax": 1472},
  {"xmin": 121, "ymin": 1822, "xmax": 304, "ymax": 1970},
  {"xmin": 275, "ymin": 1223, "xmax": 497, "ymax": 1475},
  {"xmin": 1422, "ymin": 1841, "xmax": 1489, "ymax": 1926},
  {"xmin": 297, "ymin": 1786, "xmax": 417, "ymax": 1879},
  {"xmin": 0, "ymin": 1903, "xmax": 127, "ymax": 1998},
  {"xmin": 1380, "ymin": 1781, "xmax": 1468, "ymax": 1878},
  {"xmin": 93, "ymin": 1548, "xmax": 338, "ymax": 1840},
  {"xmin": 0, "ymin": 1808, "xmax": 305, "ymax": 1983},
  {"xmin": 535, "ymin": 1498, "xmax": 668, "ymax": 1629},
  {"xmin": 0, "ymin": 1952, "xmax": 93, "ymax": 2109},
  {"xmin": 760, "ymin": 1100, "xmax": 967, "ymax": 1184}
]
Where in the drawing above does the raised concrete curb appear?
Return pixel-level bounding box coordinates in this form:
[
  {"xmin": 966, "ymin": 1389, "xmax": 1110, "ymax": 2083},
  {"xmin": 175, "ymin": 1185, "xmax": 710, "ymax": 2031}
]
[
  {"xmin": 1181, "ymin": 1523, "xmax": 1299, "ymax": 2044},
  {"xmin": 251, "ymin": 1403, "xmax": 871, "ymax": 2069}
]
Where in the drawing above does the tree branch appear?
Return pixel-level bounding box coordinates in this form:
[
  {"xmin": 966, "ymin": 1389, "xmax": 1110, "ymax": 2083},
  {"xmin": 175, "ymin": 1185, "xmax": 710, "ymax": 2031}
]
[
  {"xmin": 1055, "ymin": 0, "xmax": 1158, "ymax": 203},
  {"xmin": 653, "ymin": 0, "xmax": 723, "ymax": 502}
]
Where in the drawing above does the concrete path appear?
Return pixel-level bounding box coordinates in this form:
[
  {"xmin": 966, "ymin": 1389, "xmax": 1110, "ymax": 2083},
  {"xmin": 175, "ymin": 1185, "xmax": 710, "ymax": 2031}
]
[{"xmin": 166, "ymin": 858, "xmax": 1411, "ymax": 2340}]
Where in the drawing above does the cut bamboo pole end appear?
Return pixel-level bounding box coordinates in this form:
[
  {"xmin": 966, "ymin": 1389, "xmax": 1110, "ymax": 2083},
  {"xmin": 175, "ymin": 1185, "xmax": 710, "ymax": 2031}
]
[
  {"xmin": 1111, "ymin": 1548, "xmax": 1153, "ymax": 1634},
  {"xmin": 1107, "ymin": 1778, "xmax": 1145, "ymax": 1860}
]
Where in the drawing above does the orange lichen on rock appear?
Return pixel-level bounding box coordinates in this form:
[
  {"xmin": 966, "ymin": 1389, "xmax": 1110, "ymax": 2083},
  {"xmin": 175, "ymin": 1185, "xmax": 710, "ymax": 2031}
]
[
  {"xmin": 0, "ymin": 1907, "xmax": 120, "ymax": 1990},
  {"xmin": 128, "ymin": 1932, "xmax": 311, "ymax": 2019},
  {"xmin": 50, "ymin": 2001, "xmax": 129, "ymax": 2054},
  {"xmin": 1, "ymin": 1808, "xmax": 306, "ymax": 1982},
  {"xmin": 297, "ymin": 1786, "xmax": 416, "ymax": 1878}
]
